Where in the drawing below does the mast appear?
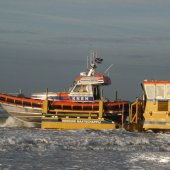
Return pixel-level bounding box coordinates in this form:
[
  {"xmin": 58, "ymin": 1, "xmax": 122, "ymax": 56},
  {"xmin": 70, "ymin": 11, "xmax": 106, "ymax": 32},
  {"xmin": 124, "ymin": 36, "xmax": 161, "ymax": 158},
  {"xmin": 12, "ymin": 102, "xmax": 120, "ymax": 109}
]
[{"xmin": 87, "ymin": 51, "xmax": 98, "ymax": 76}]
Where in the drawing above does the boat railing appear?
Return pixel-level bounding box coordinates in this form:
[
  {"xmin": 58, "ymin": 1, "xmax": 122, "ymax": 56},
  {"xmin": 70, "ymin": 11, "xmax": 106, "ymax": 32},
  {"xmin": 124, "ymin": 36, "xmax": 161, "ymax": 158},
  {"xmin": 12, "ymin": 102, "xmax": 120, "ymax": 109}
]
[
  {"xmin": 46, "ymin": 109, "xmax": 99, "ymax": 119},
  {"xmin": 0, "ymin": 93, "xmax": 42, "ymax": 108},
  {"xmin": 42, "ymin": 100, "xmax": 104, "ymax": 119}
]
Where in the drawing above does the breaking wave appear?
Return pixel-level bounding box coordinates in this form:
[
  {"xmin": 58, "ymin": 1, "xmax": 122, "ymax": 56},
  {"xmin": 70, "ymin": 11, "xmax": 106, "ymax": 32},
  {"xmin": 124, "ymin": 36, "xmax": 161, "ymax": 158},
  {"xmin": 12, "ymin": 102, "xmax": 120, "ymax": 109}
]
[
  {"xmin": 0, "ymin": 128, "xmax": 169, "ymax": 169},
  {"xmin": 0, "ymin": 116, "xmax": 37, "ymax": 128},
  {"xmin": 0, "ymin": 128, "xmax": 170, "ymax": 153}
]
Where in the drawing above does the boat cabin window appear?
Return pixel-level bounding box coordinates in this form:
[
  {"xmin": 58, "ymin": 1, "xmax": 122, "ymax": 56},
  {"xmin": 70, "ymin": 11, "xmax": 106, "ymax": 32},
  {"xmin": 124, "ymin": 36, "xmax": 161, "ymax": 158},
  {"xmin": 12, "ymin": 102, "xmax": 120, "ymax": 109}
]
[
  {"xmin": 73, "ymin": 85, "xmax": 89, "ymax": 93},
  {"xmin": 145, "ymin": 84, "xmax": 170, "ymax": 100},
  {"xmin": 156, "ymin": 85, "xmax": 165, "ymax": 99},
  {"xmin": 145, "ymin": 85, "xmax": 155, "ymax": 99},
  {"xmin": 68, "ymin": 81, "xmax": 76, "ymax": 92},
  {"xmin": 166, "ymin": 85, "xmax": 170, "ymax": 99},
  {"xmin": 93, "ymin": 85, "xmax": 100, "ymax": 100}
]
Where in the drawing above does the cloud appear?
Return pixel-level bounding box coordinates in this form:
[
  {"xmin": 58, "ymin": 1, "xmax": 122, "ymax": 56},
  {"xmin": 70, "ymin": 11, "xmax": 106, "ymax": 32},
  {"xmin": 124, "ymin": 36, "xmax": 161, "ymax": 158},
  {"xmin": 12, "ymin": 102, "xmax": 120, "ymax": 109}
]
[
  {"xmin": 42, "ymin": 0, "xmax": 170, "ymax": 5},
  {"xmin": 0, "ymin": 28, "xmax": 38, "ymax": 35},
  {"xmin": 28, "ymin": 36, "xmax": 170, "ymax": 46}
]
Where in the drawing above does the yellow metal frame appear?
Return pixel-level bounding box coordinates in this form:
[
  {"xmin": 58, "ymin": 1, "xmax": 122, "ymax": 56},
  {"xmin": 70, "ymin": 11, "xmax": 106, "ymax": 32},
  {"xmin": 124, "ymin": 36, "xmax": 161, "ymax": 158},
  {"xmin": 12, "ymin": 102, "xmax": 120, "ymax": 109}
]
[
  {"xmin": 41, "ymin": 99, "xmax": 116, "ymax": 130},
  {"xmin": 130, "ymin": 98, "xmax": 139, "ymax": 124},
  {"xmin": 128, "ymin": 98, "xmax": 143, "ymax": 131},
  {"xmin": 41, "ymin": 116, "xmax": 115, "ymax": 130}
]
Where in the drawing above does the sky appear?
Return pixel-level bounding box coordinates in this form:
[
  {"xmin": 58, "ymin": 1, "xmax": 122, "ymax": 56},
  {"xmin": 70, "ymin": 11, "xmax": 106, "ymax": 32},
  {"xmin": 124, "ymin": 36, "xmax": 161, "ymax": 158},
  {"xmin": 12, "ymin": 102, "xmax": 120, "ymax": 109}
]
[{"xmin": 0, "ymin": 0, "xmax": 170, "ymax": 101}]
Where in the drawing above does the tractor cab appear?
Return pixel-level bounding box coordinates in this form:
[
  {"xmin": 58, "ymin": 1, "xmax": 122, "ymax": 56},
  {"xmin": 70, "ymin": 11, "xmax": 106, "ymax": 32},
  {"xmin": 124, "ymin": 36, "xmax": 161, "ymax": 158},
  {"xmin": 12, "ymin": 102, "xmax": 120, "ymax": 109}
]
[{"xmin": 142, "ymin": 80, "xmax": 170, "ymax": 130}]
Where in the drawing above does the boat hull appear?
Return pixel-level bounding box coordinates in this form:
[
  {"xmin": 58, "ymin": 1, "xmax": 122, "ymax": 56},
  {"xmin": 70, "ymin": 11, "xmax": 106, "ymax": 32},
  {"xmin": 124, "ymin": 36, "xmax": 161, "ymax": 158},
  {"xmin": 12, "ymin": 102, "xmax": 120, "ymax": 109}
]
[
  {"xmin": 0, "ymin": 93, "xmax": 130, "ymax": 124},
  {"xmin": 0, "ymin": 103, "xmax": 42, "ymax": 123}
]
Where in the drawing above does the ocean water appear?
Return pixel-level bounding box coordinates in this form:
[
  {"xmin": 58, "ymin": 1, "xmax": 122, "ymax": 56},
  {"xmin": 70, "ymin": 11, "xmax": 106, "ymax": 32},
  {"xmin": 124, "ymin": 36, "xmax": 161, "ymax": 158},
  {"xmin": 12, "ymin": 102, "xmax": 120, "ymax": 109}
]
[{"xmin": 0, "ymin": 110, "xmax": 170, "ymax": 170}]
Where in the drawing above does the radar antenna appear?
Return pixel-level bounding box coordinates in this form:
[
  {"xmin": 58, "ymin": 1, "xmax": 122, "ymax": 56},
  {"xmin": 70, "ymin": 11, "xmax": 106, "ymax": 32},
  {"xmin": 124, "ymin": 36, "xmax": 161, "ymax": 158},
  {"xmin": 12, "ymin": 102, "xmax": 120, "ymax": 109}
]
[{"xmin": 87, "ymin": 51, "xmax": 103, "ymax": 76}]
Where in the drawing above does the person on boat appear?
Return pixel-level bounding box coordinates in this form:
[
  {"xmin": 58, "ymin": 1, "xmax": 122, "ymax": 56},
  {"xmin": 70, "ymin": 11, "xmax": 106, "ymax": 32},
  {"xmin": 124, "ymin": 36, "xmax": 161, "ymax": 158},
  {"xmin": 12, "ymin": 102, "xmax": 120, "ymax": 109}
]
[{"xmin": 79, "ymin": 85, "xmax": 87, "ymax": 92}]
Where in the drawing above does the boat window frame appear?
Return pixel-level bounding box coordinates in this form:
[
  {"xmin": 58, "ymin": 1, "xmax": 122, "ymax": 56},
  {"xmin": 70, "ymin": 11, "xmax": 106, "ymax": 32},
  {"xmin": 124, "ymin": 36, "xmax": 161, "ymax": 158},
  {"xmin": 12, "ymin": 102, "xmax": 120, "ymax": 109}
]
[
  {"xmin": 71, "ymin": 84, "xmax": 92, "ymax": 94},
  {"xmin": 166, "ymin": 85, "xmax": 170, "ymax": 99},
  {"xmin": 144, "ymin": 84, "xmax": 156, "ymax": 100},
  {"xmin": 156, "ymin": 85, "xmax": 165, "ymax": 99},
  {"xmin": 92, "ymin": 85, "xmax": 101, "ymax": 100}
]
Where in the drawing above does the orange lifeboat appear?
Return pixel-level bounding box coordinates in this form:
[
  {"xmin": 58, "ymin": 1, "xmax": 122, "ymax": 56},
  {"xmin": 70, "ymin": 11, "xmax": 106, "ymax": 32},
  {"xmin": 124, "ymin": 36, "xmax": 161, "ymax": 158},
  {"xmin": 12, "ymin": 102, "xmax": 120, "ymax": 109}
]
[{"xmin": 0, "ymin": 52, "xmax": 130, "ymax": 126}]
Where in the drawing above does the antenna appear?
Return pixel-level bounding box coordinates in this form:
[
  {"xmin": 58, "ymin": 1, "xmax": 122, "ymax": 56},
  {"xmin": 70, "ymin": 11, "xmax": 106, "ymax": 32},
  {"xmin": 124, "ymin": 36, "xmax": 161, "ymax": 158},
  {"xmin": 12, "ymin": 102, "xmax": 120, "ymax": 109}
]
[
  {"xmin": 104, "ymin": 64, "xmax": 113, "ymax": 75},
  {"xmin": 87, "ymin": 56, "xmax": 89, "ymax": 70},
  {"xmin": 87, "ymin": 51, "xmax": 98, "ymax": 76}
]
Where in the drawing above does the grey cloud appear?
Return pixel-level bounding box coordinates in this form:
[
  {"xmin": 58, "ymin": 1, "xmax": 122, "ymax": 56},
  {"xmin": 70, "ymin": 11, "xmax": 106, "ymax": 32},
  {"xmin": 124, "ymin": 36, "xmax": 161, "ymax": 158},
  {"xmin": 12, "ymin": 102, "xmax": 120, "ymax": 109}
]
[
  {"xmin": 43, "ymin": 0, "xmax": 170, "ymax": 5},
  {"xmin": 0, "ymin": 28, "xmax": 38, "ymax": 35},
  {"xmin": 27, "ymin": 36, "xmax": 170, "ymax": 46}
]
